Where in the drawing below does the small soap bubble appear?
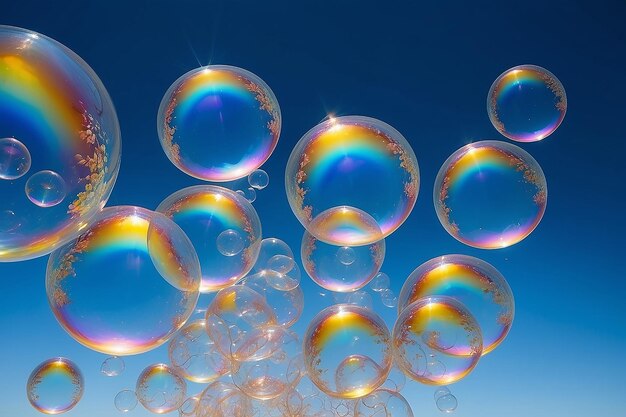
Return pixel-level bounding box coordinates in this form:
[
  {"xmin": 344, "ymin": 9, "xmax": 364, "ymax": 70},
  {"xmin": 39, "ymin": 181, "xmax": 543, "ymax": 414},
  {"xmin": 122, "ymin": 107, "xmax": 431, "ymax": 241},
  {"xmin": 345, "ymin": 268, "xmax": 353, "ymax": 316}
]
[
  {"xmin": 336, "ymin": 246, "xmax": 356, "ymax": 265},
  {"xmin": 25, "ymin": 170, "xmax": 67, "ymax": 208},
  {"xmin": 101, "ymin": 356, "xmax": 125, "ymax": 377},
  {"xmin": 248, "ymin": 169, "xmax": 269, "ymax": 189},
  {"xmin": 114, "ymin": 389, "xmax": 138, "ymax": 413},
  {"xmin": 237, "ymin": 187, "xmax": 257, "ymax": 203},
  {"xmin": 370, "ymin": 272, "xmax": 390, "ymax": 292},
  {"xmin": 380, "ymin": 289, "xmax": 398, "ymax": 308},
  {"xmin": 0, "ymin": 137, "xmax": 31, "ymax": 180},
  {"xmin": 217, "ymin": 229, "xmax": 245, "ymax": 256},
  {"xmin": 436, "ymin": 394, "xmax": 458, "ymax": 413}
]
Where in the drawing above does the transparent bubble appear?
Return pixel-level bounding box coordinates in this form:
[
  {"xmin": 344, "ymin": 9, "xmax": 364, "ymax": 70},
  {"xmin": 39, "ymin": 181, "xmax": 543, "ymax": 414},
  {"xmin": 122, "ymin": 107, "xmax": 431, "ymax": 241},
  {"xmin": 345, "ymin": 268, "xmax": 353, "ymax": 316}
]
[
  {"xmin": 157, "ymin": 65, "xmax": 280, "ymax": 182},
  {"xmin": 434, "ymin": 141, "xmax": 547, "ymax": 249},
  {"xmin": 156, "ymin": 185, "xmax": 262, "ymax": 293},
  {"xmin": 100, "ymin": 356, "xmax": 124, "ymax": 377},
  {"xmin": 380, "ymin": 366, "xmax": 406, "ymax": 393},
  {"xmin": 336, "ymin": 246, "xmax": 356, "ymax": 265},
  {"xmin": 25, "ymin": 170, "xmax": 66, "ymax": 208},
  {"xmin": 196, "ymin": 381, "xmax": 252, "ymax": 417},
  {"xmin": 302, "ymin": 229, "xmax": 385, "ymax": 292},
  {"xmin": 304, "ymin": 304, "xmax": 392, "ymax": 399},
  {"xmin": 434, "ymin": 386, "xmax": 451, "ymax": 400},
  {"xmin": 237, "ymin": 187, "xmax": 257, "ymax": 203},
  {"xmin": 308, "ymin": 206, "xmax": 384, "ymax": 247},
  {"xmin": 380, "ymin": 289, "xmax": 398, "ymax": 308},
  {"xmin": 248, "ymin": 169, "xmax": 269, "ymax": 190},
  {"xmin": 114, "ymin": 389, "xmax": 137, "ymax": 413},
  {"xmin": 267, "ymin": 254, "xmax": 295, "ymax": 275},
  {"xmin": 0, "ymin": 25, "xmax": 121, "ymax": 261},
  {"xmin": 179, "ymin": 395, "xmax": 200, "ymax": 416},
  {"xmin": 355, "ymin": 389, "xmax": 414, "ymax": 417},
  {"xmin": 253, "ymin": 238, "xmax": 294, "ymax": 273},
  {"xmin": 0, "ymin": 137, "xmax": 31, "ymax": 180},
  {"xmin": 136, "ymin": 364, "xmax": 187, "ymax": 414},
  {"xmin": 217, "ymin": 229, "xmax": 245, "ymax": 256},
  {"xmin": 392, "ymin": 297, "xmax": 482, "ymax": 385},
  {"xmin": 168, "ymin": 319, "xmax": 231, "ymax": 383},
  {"xmin": 285, "ymin": 116, "xmax": 419, "ymax": 246},
  {"xmin": 398, "ymin": 255, "xmax": 514, "ymax": 355},
  {"xmin": 26, "ymin": 357, "xmax": 84, "ymax": 415},
  {"xmin": 488, "ymin": 64, "xmax": 566, "ymax": 142},
  {"xmin": 346, "ymin": 290, "xmax": 374, "ymax": 310},
  {"xmin": 436, "ymin": 394, "xmax": 458, "ymax": 413},
  {"xmin": 46, "ymin": 206, "xmax": 200, "ymax": 355},
  {"xmin": 370, "ymin": 272, "xmax": 390, "ymax": 293},
  {"xmin": 240, "ymin": 272, "xmax": 304, "ymax": 327},
  {"xmin": 0, "ymin": 209, "xmax": 20, "ymax": 233}
]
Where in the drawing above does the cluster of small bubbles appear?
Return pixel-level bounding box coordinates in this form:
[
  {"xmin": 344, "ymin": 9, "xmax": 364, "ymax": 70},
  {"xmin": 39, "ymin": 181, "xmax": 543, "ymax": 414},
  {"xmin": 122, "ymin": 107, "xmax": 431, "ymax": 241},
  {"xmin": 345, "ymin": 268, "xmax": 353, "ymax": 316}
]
[
  {"xmin": 248, "ymin": 169, "xmax": 269, "ymax": 190},
  {"xmin": 380, "ymin": 289, "xmax": 398, "ymax": 308},
  {"xmin": 26, "ymin": 357, "xmax": 84, "ymax": 415},
  {"xmin": 136, "ymin": 363, "xmax": 187, "ymax": 414},
  {"xmin": 101, "ymin": 355, "xmax": 124, "ymax": 377},
  {"xmin": 0, "ymin": 137, "xmax": 31, "ymax": 180},
  {"xmin": 436, "ymin": 393, "xmax": 458, "ymax": 413},
  {"xmin": 370, "ymin": 272, "xmax": 390, "ymax": 292},
  {"xmin": 114, "ymin": 389, "xmax": 138, "ymax": 413},
  {"xmin": 355, "ymin": 389, "xmax": 414, "ymax": 417},
  {"xmin": 240, "ymin": 271, "xmax": 304, "ymax": 327},
  {"xmin": 217, "ymin": 229, "xmax": 245, "ymax": 256},
  {"xmin": 237, "ymin": 187, "xmax": 257, "ymax": 203}
]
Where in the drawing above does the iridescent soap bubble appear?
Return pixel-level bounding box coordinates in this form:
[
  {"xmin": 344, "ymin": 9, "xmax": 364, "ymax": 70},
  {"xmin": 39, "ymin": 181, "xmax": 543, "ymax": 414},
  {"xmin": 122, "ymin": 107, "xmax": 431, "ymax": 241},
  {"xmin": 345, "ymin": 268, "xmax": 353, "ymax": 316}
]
[
  {"xmin": 355, "ymin": 389, "xmax": 414, "ymax": 417},
  {"xmin": 392, "ymin": 297, "xmax": 482, "ymax": 385},
  {"xmin": 157, "ymin": 65, "xmax": 281, "ymax": 182},
  {"xmin": 100, "ymin": 355, "xmax": 124, "ymax": 377},
  {"xmin": 136, "ymin": 363, "xmax": 187, "ymax": 414},
  {"xmin": 488, "ymin": 64, "xmax": 566, "ymax": 142},
  {"xmin": 248, "ymin": 169, "xmax": 269, "ymax": 190},
  {"xmin": 240, "ymin": 271, "xmax": 304, "ymax": 327},
  {"xmin": 434, "ymin": 140, "xmax": 547, "ymax": 249},
  {"xmin": 304, "ymin": 304, "xmax": 392, "ymax": 399},
  {"xmin": 398, "ymin": 255, "xmax": 514, "ymax": 355},
  {"xmin": 285, "ymin": 116, "xmax": 419, "ymax": 246},
  {"xmin": 114, "ymin": 389, "xmax": 137, "ymax": 413},
  {"xmin": 302, "ymin": 229, "xmax": 385, "ymax": 292},
  {"xmin": 0, "ymin": 26, "xmax": 121, "ymax": 261},
  {"xmin": 157, "ymin": 185, "xmax": 262, "ymax": 293},
  {"xmin": 46, "ymin": 206, "xmax": 200, "ymax": 355},
  {"xmin": 436, "ymin": 394, "xmax": 458, "ymax": 413},
  {"xmin": 26, "ymin": 357, "xmax": 84, "ymax": 415},
  {"xmin": 25, "ymin": 170, "xmax": 66, "ymax": 207},
  {"xmin": 0, "ymin": 137, "xmax": 31, "ymax": 179}
]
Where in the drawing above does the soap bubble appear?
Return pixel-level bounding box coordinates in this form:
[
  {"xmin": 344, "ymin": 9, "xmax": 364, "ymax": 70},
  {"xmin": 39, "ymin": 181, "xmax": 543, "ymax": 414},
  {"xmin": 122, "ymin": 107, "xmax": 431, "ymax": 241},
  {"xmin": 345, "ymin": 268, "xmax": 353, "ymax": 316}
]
[
  {"xmin": 0, "ymin": 25, "xmax": 121, "ymax": 261},
  {"xmin": 302, "ymin": 229, "xmax": 385, "ymax": 292},
  {"xmin": 267, "ymin": 254, "xmax": 295, "ymax": 275},
  {"xmin": 398, "ymin": 255, "xmax": 514, "ymax": 355},
  {"xmin": 346, "ymin": 290, "xmax": 374, "ymax": 310},
  {"xmin": 355, "ymin": 389, "xmax": 414, "ymax": 417},
  {"xmin": 25, "ymin": 170, "xmax": 67, "ymax": 207},
  {"xmin": 0, "ymin": 137, "xmax": 31, "ymax": 179},
  {"xmin": 434, "ymin": 140, "xmax": 547, "ymax": 249},
  {"xmin": 179, "ymin": 395, "xmax": 200, "ymax": 416},
  {"xmin": 100, "ymin": 356, "xmax": 124, "ymax": 377},
  {"xmin": 308, "ymin": 205, "xmax": 385, "ymax": 247},
  {"xmin": 434, "ymin": 386, "xmax": 451, "ymax": 400},
  {"xmin": 156, "ymin": 185, "xmax": 262, "ymax": 293},
  {"xmin": 370, "ymin": 272, "xmax": 390, "ymax": 292},
  {"xmin": 392, "ymin": 297, "xmax": 482, "ymax": 385},
  {"xmin": 248, "ymin": 169, "xmax": 269, "ymax": 190},
  {"xmin": 26, "ymin": 357, "xmax": 84, "ymax": 414},
  {"xmin": 286, "ymin": 116, "xmax": 419, "ymax": 246},
  {"xmin": 114, "ymin": 389, "xmax": 137, "ymax": 413},
  {"xmin": 436, "ymin": 394, "xmax": 458, "ymax": 413},
  {"xmin": 136, "ymin": 363, "xmax": 187, "ymax": 414},
  {"xmin": 196, "ymin": 381, "xmax": 252, "ymax": 417},
  {"xmin": 336, "ymin": 246, "xmax": 356, "ymax": 265},
  {"xmin": 304, "ymin": 304, "xmax": 392, "ymax": 399},
  {"xmin": 46, "ymin": 206, "xmax": 200, "ymax": 355},
  {"xmin": 253, "ymin": 238, "xmax": 294, "ymax": 273},
  {"xmin": 168, "ymin": 319, "xmax": 231, "ymax": 383},
  {"xmin": 157, "ymin": 65, "xmax": 281, "ymax": 182},
  {"xmin": 237, "ymin": 187, "xmax": 257, "ymax": 203},
  {"xmin": 380, "ymin": 290, "xmax": 398, "ymax": 308},
  {"xmin": 240, "ymin": 271, "xmax": 304, "ymax": 327},
  {"xmin": 217, "ymin": 229, "xmax": 245, "ymax": 256},
  {"xmin": 488, "ymin": 64, "xmax": 566, "ymax": 142}
]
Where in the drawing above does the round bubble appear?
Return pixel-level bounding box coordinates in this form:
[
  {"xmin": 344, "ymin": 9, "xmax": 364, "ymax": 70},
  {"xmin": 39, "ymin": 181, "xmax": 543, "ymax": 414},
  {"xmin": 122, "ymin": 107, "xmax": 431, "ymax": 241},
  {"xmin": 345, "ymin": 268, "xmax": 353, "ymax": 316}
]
[
  {"xmin": 253, "ymin": 238, "xmax": 294, "ymax": 273},
  {"xmin": 302, "ymin": 228, "xmax": 385, "ymax": 292},
  {"xmin": 0, "ymin": 137, "xmax": 31, "ymax": 180},
  {"xmin": 168, "ymin": 319, "xmax": 231, "ymax": 383},
  {"xmin": 434, "ymin": 140, "xmax": 547, "ymax": 249},
  {"xmin": 25, "ymin": 170, "xmax": 67, "ymax": 208},
  {"xmin": 240, "ymin": 271, "xmax": 304, "ymax": 327},
  {"xmin": 46, "ymin": 206, "xmax": 200, "ymax": 355},
  {"xmin": 237, "ymin": 187, "xmax": 257, "ymax": 203},
  {"xmin": 380, "ymin": 365, "xmax": 406, "ymax": 393},
  {"xmin": 436, "ymin": 394, "xmax": 458, "ymax": 413},
  {"xmin": 285, "ymin": 116, "xmax": 419, "ymax": 246},
  {"xmin": 346, "ymin": 290, "xmax": 374, "ymax": 310},
  {"xmin": 434, "ymin": 386, "xmax": 451, "ymax": 400},
  {"xmin": 100, "ymin": 355, "xmax": 124, "ymax": 377},
  {"xmin": 398, "ymin": 255, "xmax": 514, "ymax": 355},
  {"xmin": 114, "ymin": 389, "xmax": 138, "ymax": 413},
  {"xmin": 136, "ymin": 363, "xmax": 187, "ymax": 414},
  {"xmin": 196, "ymin": 381, "xmax": 252, "ymax": 417},
  {"xmin": 370, "ymin": 272, "xmax": 390, "ymax": 292},
  {"xmin": 179, "ymin": 396, "xmax": 200, "ymax": 416},
  {"xmin": 26, "ymin": 357, "xmax": 84, "ymax": 414},
  {"xmin": 157, "ymin": 185, "xmax": 262, "ymax": 293},
  {"xmin": 304, "ymin": 304, "xmax": 392, "ymax": 399},
  {"xmin": 157, "ymin": 65, "xmax": 281, "ymax": 182},
  {"xmin": 248, "ymin": 169, "xmax": 269, "ymax": 190},
  {"xmin": 355, "ymin": 389, "xmax": 413, "ymax": 417},
  {"xmin": 0, "ymin": 26, "xmax": 121, "ymax": 262},
  {"xmin": 488, "ymin": 64, "xmax": 566, "ymax": 142},
  {"xmin": 392, "ymin": 296, "xmax": 482, "ymax": 385}
]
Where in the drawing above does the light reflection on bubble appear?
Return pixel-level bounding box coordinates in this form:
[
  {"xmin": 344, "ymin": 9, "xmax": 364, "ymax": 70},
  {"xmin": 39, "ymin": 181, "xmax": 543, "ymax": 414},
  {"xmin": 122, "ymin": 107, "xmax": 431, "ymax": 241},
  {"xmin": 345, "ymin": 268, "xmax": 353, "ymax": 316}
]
[{"xmin": 26, "ymin": 357, "xmax": 84, "ymax": 415}]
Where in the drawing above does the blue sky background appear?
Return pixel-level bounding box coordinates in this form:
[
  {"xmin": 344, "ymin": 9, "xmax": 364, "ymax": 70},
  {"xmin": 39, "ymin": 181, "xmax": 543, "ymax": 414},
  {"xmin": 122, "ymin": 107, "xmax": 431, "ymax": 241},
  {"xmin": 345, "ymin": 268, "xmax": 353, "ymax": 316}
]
[{"xmin": 1, "ymin": 0, "xmax": 625, "ymax": 416}]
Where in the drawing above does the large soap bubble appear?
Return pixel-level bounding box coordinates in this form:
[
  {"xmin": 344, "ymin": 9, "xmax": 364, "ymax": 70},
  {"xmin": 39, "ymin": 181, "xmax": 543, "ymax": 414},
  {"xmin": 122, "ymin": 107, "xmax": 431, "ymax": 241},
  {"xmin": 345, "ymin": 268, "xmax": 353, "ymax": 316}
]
[
  {"xmin": 434, "ymin": 140, "xmax": 547, "ymax": 249},
  {"xmin": 392, "ymin": 297, "xmax": 482, "ymax": 385},
  {"xmin": 303, "ymin": 304, "xmax": 392, "ymax": 399},
  {"xmin": 488, "ymin": 64, "xmax": 566, "ymax": 142},
  {"xmin": 26, "ymin": 357, "xmax": 84, "ymax": 415},
  {"xmin": 285, "ymin": 116, "xmax": 419, "ymax": 246},
  {"xmin": 136, "ymin": 363, "xmax": 187, "ymax": 414},
  {"xmin": 0, "ymin": 25, "xmax": 121, "ymax": 262},
  {"xmin": 398, "ymin": 255, "xmax": 514, "ymax": 355},
  {"xmin": 157, "ymin": 65, "xmax": 281, "ymax": 182},
  {"xmin": 46, "ymin": 206, "xmax": 200, "ymax": 355},
  {"xmin": 156, "ymin": 185, "xmax": 262, "ymax": 293}
]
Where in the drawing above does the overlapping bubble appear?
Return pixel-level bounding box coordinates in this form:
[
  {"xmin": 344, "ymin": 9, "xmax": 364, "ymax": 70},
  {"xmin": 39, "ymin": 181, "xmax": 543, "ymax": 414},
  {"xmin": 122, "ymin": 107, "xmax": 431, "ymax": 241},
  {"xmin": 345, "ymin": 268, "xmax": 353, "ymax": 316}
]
[
  {"xmin": 354, "ymin": 389, "xmax": 413, "ymax": 417},
  {"xmin": 26, "ymin": 357, "xmax": 84, "ymax": 415},
  {"xmin": 434, "ymin": 140, "xmax": 547, "ymax": 249},
  {"xmin": 157, "ymin": 65, "xmax": 281, "ymax": 182}
]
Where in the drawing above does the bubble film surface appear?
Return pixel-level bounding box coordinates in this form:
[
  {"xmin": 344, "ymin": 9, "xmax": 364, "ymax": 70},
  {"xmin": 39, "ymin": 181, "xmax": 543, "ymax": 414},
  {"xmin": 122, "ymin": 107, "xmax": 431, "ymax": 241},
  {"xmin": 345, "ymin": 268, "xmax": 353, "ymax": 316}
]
[
  {"xmin": 26, "ymin": 357, "xmax": 84, "ymax": 415},
  {"xmin": 136, "ymin": 363, "xmax": 187, "ymax": 414},
  {"xmin": 157, "ymin": 65, "xmax": 281, "ymax": 181},
  {"xmin": 354, "ymin": 389, "xmax": 414, "ymax": 417},
  {"xmin": 285, "ymin": 116, "xmax": 419, "ymax": 245},
  {"xmin": 157, "ymin": 185, "xmax": 262, "ymax": 293},
  {"xmin": 0, "ymin": 25, "xmax": 121, "ymax": 261},
  {"xmin": 46, "ymin": 206, "xmax": 200, "ymax": 355},
  {"xmin": 434, "ymin": 140, "xmax": 547, "ymax": 249},
  {"xmin": 488, "ymin": 64, "xmax": 566, "ymax": 142}
]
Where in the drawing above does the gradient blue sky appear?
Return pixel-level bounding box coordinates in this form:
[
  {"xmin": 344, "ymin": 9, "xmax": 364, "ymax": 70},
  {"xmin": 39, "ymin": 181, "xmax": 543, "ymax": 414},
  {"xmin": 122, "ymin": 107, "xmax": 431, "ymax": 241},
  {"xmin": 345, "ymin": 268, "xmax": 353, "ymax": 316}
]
[{"xmin": 1, "ymin": 0, "xmax": 625, "ymax": 416}]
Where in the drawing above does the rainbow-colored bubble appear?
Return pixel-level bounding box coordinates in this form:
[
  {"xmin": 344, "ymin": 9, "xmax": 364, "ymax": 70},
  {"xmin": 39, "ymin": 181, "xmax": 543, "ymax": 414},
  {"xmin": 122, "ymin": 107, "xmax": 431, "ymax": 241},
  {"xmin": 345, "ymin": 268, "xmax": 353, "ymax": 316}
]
[
  {"xmin": 0, "ymin": 25, "xmax": 121, "ymax": 262},
  {"xmin": 157, "ymin": 65, "xmax": 281, "ymax": 182},
  {"xmin": 45, "ymin": 206, "xmax": 200, "ymax": 355},
  {"xmin": 434, "ymin": 140, "xmax": 547, "ymax": 249},
  {"xmin": 136, "ymin": 363, "xmax": 187, "ymax": 414},
  {"xmin": 488, "ymin": 64, "xmax": 566, "ymax": 142},
  {"xmin": 285, "ymin": 116, "xmax": 419, "ymax": 246},
  {"xmin": 26, "ymin": 357, "xmax": 84, "ymax": 415}
]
